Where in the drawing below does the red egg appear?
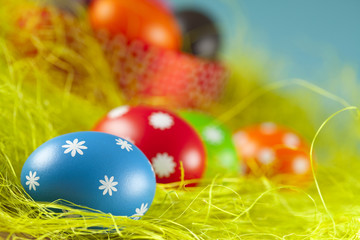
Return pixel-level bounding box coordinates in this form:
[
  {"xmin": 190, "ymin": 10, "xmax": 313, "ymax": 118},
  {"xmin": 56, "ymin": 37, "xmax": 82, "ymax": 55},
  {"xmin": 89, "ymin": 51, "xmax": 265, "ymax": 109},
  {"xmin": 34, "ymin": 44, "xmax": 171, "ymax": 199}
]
[
  {"xmin": 93, "ymin": 106, "xmax": 206, "ymax": 184},
  {"xmin": 89, "ymin": 0, "xmax": 181, "ymax": 50},
  {"xmin": 233, "ymin": 122, "xmax": 310, "ymax": 177}
]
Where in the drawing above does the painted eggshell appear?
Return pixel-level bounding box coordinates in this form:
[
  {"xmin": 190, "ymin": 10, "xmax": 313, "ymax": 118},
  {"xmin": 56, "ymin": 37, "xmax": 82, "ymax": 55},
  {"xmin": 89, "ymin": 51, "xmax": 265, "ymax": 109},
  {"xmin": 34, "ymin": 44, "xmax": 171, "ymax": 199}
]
[
  {"xmin": 180, "ymin": 111, "xmax": 239, "ymax": 177},
  {"xmin": 273, "ymin": 147, "xmax": 312, "ymax": 183},
  {"xmin": 251, "ymin": 147, "xmax": 313, "ymax": 186},
  {"xmin": 89, "ymin": 0, "xmax": 181, "ymax": 50},
  {"xmin": 21, "ymin": 131, "xmax": 156, "ymax": 218},
  {"xmin": 175, "ymin": 9, "xmax": 221, "ymax": 60},
  {"xmin": 233, "ymin": 122, "xmax": 310, "ymax": 177},
  {"xmin": 93, "ymin": 105, "xmax": 206, "ymax": 184}
]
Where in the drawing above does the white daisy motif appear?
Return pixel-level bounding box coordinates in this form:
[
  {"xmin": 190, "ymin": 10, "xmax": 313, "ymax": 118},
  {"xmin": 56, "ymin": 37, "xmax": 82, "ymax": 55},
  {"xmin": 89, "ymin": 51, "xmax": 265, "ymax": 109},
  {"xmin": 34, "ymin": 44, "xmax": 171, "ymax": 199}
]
[
  {"xmin": 25, "ymin": 171, "xmax": 40, "ymax": 191},
  {"xmin": 152, "ymin": 153, "xmax": 176, "ymax": 178},
  {"xmin": 123, "ymin": 136, "xmax": 135, "ymax": 145},
  {"xmin": 115, "ymin": 138, "xmax": 133, "ymax": 152},
  {"xmin": 149, "ymin": 112, "xmax": 174, "ymax": 130},
  {"xmin": 257, "ymin": 148, "xmax": 276, "ymax": 165},
  {"xmin": 292, "ymin": 157, "xmax": 310, "ymax": 174},
  {"xmin": 107, "ymin": 105, "xmax": 130, "ymax": 119},
  {"xmin": 283, "ymin": 133, "xmax": 301, "ymax": 148},
  {"xmin": 203, "ymin": 125, "xmax": 224, "ymax": 145},
  {"xmin": 260, "ymin": 122, "xmax": 277, "ymax": 135},
  {"xmin": 62, "ymin": 139, "xmax": 88, "ymax": 157},
  {"xmin": 131, "ymin": 203, "xmax": 149, "ymax": 220},
  {"xmin": 99, "ymin": 175, "xmax": 118, "ymax": 196}
]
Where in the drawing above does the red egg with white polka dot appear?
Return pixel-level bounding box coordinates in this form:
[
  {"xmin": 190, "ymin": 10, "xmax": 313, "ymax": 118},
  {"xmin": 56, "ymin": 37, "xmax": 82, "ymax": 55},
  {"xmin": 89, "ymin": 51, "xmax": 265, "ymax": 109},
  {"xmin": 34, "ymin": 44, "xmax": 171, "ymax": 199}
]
[
  {"xmin": 233, "ymin": 122, "xmax": 310, "ymax": 178},
  {"xmin": 93, "ymin": 105, "xmax": 206, "ymax": 185}
]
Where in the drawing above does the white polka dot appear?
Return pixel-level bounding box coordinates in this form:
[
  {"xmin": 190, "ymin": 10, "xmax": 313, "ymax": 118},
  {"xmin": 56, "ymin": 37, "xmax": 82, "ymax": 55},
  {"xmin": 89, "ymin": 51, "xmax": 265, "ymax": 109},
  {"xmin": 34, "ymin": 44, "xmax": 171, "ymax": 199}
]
[
  {"xmin": 257, "ymin": 148, "xmax": 275, "ymax": 165},
  {"xmin": 240, "ymin": 142, "xmax": 257, "ymax": 157},
  {"xmin": 292, "ymin": 157, "xmax": 310, "ymax": 174},
  {"xmin": 183, "ymin": 149, "xmax": 202, "ymax": 170},
  {"xmin": 218, "ymin": 151, "xmax": 235, "ymax": 168},
  {"xmin": 260, "ymin": 122, "xmax": 277, "ymax": 135},
  {"xmin": 203, "ymin": 126, "xmax": 224, "ymax": 145},
  {"xmin": 108, "ymin": 105, "xmax": 130, "ymax": 119},
  {"xmin": 233, "ymin": 131, "xmax": 248, "ymax": 146},
  {"xmin": 283, "ymin": 133, "xmax": 300, "ymax": 148}
]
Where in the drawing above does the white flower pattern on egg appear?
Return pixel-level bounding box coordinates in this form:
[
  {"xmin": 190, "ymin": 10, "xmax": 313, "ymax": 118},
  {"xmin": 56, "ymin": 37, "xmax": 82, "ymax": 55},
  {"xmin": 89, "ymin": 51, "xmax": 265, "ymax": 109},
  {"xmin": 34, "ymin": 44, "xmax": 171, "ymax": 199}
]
[
  {"xmin": 152, "ymin": 153, "xmax": 176, "ymax": 178},
  {"xmin": 203, "ymin": 125, "xmax": 224, "ymax": 145},
  {"xmin": 148, "ymin": 112, "xmax": 174, "ymax": 130},
  {"xmin": 99, "ymin": 175, "xmax": 118, "ymax": 196},
  {"xmin": 115, "ymin": 138, "xmax": 133, "ymax": 152},
  {"xmin": 62, "ymin": 139, "xmax": 88, "ymax": 157},
  {"xmin": 131, "ymin": 203, "xmax": 149, "ymax": 220},
  {"xmin": 122, "ymin": 136, "xmax": 135, "ymax": 145},
  {"xmin": 25, "ymin": 171, "xmax": 40, "ymax": 191}
]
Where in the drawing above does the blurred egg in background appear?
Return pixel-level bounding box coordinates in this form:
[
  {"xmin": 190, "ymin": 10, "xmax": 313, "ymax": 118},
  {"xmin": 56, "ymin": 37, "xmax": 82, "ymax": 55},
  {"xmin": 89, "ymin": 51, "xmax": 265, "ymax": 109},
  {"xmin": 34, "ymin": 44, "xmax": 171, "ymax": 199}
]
[{"xmin": 1, "ymin": 0, "xmax": 360, "ymax": 238}]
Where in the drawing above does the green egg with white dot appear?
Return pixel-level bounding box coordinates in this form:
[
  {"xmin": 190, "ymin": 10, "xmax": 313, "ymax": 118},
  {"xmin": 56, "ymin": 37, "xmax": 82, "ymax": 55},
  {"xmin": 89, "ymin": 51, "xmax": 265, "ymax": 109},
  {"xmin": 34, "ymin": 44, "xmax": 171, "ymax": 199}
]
[{"xmin": 180, "ymin": 111, "xmax": 239, "ymax": 177}]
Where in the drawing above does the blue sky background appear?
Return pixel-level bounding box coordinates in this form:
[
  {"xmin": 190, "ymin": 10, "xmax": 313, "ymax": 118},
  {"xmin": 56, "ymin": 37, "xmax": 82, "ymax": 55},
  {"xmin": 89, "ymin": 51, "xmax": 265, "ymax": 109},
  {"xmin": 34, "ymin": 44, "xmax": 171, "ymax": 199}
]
[
  {"xmin": 170, "ymin": 0, "xmax": 360, "ymax": 86},
  {"xmin": 239, "ymin": 0, "xmax": 360, "ymax": 83}
]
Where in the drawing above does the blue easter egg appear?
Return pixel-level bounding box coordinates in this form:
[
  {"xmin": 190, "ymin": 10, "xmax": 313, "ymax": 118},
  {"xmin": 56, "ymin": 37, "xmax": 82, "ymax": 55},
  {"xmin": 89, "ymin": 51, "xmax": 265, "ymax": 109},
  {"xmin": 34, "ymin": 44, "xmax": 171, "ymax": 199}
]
[{"xmin": 21, "ymin": 131, "xmax": 156, "ymax": 218}]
